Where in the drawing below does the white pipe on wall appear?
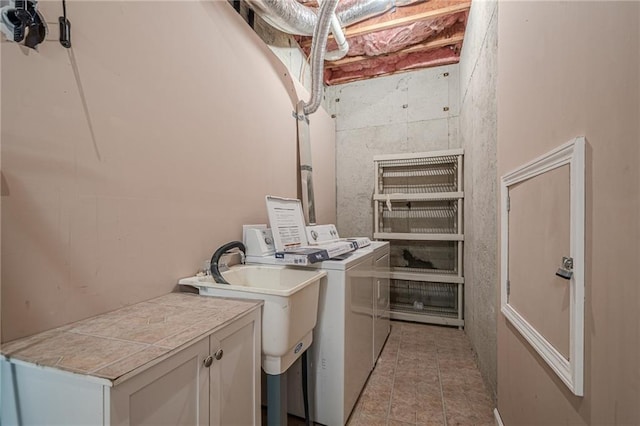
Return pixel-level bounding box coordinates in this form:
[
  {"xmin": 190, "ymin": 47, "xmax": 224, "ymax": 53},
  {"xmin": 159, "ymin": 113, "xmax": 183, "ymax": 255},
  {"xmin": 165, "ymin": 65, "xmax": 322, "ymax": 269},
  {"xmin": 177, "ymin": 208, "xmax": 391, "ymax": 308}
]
[{"xmin": 325, "ymin": 14, "xmax": 348, "ymax": 61}]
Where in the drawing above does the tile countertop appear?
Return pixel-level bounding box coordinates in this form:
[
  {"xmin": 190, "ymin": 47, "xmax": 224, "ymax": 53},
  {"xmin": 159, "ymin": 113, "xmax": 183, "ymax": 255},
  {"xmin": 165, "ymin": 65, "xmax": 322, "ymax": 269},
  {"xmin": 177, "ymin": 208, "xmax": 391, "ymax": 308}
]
[{"xmin": 1, "ymin": 292, "xmax": 262, "ymax": 386}]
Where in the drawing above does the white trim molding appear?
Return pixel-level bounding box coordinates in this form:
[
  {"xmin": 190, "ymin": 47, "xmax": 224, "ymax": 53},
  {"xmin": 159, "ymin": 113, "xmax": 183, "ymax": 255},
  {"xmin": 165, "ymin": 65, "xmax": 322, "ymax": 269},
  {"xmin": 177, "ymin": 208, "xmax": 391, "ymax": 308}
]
[
  {"xmin": 494, "ymin": 408, "xmax": 505, "ymax": 426},
  {"xmin": 500, "ymin": 137, "xmax": 585, "ymax": 396}
]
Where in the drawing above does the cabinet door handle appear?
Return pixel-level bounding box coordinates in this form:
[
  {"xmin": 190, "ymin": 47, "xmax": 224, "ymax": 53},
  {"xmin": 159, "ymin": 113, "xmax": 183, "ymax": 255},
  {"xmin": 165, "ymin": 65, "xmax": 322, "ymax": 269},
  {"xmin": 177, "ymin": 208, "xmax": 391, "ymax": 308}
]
[
  {"xmin": 203, "ymin": 355, "xmax": 214, "ymax": 368},
  {"xmin": 214, "ymin": 349, "xmax": 224, "ymax": 360}
]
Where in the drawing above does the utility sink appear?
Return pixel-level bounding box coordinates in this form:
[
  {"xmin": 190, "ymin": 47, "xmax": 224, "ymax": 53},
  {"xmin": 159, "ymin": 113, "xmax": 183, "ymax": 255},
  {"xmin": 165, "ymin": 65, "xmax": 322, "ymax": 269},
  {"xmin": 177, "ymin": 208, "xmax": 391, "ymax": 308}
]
[{"xmin": 178, "ymin": 265, "xmax": 326, "ymax": 375}]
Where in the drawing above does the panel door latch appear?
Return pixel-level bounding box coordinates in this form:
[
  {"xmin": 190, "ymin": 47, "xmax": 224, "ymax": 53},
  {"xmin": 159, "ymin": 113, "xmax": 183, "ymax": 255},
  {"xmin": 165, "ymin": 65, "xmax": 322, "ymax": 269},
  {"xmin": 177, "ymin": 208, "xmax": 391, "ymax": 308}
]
[{"xmin": 556, "ymin": 256, "xmax": 574, "ymax": 280}]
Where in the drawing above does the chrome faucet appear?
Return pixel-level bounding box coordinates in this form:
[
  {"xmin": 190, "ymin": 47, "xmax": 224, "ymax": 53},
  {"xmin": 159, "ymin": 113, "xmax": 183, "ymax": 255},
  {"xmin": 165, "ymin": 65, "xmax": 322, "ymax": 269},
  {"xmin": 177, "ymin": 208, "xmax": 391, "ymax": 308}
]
[{"xmin": 210, "ymin": 241, "xmax": 246, "ymax": 285}]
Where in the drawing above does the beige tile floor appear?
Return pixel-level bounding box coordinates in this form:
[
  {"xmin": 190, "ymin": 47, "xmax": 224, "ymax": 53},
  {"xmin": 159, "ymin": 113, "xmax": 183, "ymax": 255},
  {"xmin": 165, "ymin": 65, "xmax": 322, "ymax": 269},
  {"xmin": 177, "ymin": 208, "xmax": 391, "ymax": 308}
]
[
  {"xmin": 346, "ymin": 320, "xmax": 495, "ymax": 426},
  {"xmin": 270, "ymin": 320, "xmax": 495, "ymax": 426}
]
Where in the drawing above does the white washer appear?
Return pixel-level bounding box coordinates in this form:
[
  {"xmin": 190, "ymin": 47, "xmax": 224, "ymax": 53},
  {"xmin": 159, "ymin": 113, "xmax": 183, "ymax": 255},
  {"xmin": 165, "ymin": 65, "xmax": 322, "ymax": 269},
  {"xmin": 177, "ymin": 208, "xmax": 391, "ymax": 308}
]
[{"xmin": 247, "ymin": 241, "xmax": 390, "ymax": 426}]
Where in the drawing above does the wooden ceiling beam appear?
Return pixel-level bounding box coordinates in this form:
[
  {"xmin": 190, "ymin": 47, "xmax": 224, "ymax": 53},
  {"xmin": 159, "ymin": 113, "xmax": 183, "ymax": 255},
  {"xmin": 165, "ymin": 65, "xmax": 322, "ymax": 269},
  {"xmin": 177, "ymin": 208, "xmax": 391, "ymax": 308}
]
[
  {"xmin": 327, "ymin": 57, "xmax": 459, "ymax": 85},
  {"xmin": 325, "ymin": 47, "xmax": 461, "ymax": 85},
  {"xmin": 325, "ymin": 28, "xmax": 465, "ymax": 68},
  {"xmin": 343, "ymin": 1, "xmax": 471, "ymax": 37}
]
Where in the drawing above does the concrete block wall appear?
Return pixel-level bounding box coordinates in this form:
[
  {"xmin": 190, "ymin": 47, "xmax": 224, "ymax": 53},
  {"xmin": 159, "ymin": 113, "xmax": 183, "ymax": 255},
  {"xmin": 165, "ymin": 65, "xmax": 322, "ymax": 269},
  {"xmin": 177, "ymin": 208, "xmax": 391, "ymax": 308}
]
[
  {"xmin": 325, "ymin": 65, "xmax": 461, "ymax": 238},
  {"xmin": 458, "ymin": 0, "xmax": 498, "ymax": 400}
]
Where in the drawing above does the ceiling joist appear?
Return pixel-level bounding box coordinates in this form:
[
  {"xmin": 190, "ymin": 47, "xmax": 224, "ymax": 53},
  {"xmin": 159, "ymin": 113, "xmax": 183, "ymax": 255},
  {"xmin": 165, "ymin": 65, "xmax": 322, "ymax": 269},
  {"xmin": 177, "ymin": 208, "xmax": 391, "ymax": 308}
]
[{"xmin": 325, "ymin": 28, "xmax": 465, "ymax": 69}]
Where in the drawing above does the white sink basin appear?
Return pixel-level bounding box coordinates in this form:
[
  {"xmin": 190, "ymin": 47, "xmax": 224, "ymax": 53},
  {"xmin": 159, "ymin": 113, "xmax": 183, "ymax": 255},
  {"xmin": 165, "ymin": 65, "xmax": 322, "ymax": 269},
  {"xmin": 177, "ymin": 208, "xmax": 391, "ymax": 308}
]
[{"xmin": 178, "ymin": 265, "xmax": 326, "ymax": 375}]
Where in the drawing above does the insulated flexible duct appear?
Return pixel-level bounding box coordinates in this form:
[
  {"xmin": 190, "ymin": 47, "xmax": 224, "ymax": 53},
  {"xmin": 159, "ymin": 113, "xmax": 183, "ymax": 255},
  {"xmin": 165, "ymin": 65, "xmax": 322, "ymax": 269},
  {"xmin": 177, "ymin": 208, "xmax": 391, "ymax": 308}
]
[
  {"xmin": 298, "ymin": 0, "xmax": 337, "ymax": 222},
  {"xmin": 246, "ymin": 0, "xmax": 425, "ymax": 36},
  {"xmin": 303, "ymin": 0, "xmax": 338, "ymax": 115},
  {"xmin": 245, "ymin": 0, "xmax": 426, "ymax": 114},
  {"xmin": 244, "ymin": 0, "xmax": 317, "ymax": 35},
  {"xmin": 335, "ymin": 0, "xmax": 396, "ymax": 27},
  {"xmin": 337, "ymin": 0, "xmax": 427, "ymax": 26}
]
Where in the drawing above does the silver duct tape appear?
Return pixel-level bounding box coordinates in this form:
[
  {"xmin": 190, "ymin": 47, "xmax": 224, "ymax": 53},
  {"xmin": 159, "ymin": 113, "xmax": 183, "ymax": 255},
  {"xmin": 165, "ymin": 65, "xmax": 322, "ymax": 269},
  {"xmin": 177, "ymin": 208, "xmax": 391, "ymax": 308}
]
[{"xmin": 244, "ymin": 0, "xmax": 317, "ymax": 35}]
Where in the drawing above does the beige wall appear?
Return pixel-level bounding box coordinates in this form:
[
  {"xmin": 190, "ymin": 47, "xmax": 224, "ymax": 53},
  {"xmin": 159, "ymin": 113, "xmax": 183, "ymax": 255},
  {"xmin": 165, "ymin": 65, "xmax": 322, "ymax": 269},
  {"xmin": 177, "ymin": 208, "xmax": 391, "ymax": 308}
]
[
  {"xmin": 497, "ymin": 1, "xmax": 639, "ymax": 424},
  {"xmin": 1, "ymin": 1, "xmax": 335, "ymax": 342},
  {"xmin": 507, "ymin": 165, "xmax": 571, "ymax": 359}
]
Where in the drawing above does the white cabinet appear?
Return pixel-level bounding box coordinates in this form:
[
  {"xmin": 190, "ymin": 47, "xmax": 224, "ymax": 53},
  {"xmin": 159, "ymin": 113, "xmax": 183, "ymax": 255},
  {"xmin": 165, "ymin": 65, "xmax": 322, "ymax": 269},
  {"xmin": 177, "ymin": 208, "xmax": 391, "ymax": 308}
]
[
  {"xmin": 2, "ymin": 309, "xmax": 261, "ymax": 426},
  {"xmin": 212, "ymin": 316, "xmax": 260, "ymax": 426},
  {"xmin": 110, "ymin": 338, "xmax": 209, "ymax": 425},
  {"xmin": 374, "ymin": 149, "xmax": 465, "ymax": 327},
  {"xmin": 111, "ymin": 312, "xmax": 260, "ymax": 426}
]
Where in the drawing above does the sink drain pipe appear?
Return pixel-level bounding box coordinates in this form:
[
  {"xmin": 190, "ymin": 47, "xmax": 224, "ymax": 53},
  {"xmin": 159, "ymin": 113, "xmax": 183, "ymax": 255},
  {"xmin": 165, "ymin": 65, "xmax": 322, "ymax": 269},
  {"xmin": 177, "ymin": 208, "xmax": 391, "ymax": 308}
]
[{"xmin": 266, "ymin": 351, "xmax": 312, "ymax": 425}]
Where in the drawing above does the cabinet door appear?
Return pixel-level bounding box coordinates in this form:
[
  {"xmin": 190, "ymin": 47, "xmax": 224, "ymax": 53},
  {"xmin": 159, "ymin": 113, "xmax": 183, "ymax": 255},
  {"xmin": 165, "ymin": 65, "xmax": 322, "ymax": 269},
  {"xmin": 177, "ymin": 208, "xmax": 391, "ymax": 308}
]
[
  {"xmin": 209, "ymin": 312, "xmax": 261, "ymax": 426},
  {"xmin": 373, "ymin": 252, "xmax": 390, "ymax": 363},
  {"xmin": 110, "ymin": 338, "xmax": 209, "ymax": 426}
]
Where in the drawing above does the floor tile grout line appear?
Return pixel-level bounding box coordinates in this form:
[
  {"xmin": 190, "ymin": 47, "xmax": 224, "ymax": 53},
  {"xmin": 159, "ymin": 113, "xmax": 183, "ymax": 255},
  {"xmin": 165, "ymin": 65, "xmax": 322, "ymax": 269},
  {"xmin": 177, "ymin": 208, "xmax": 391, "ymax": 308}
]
[
  {"xmin": 386, "ymin": 324, "xmax": 402, "ymax": 425},
  {"xmin": 436, "ymin": 340, "xmax": 448, "ymax": 426}
]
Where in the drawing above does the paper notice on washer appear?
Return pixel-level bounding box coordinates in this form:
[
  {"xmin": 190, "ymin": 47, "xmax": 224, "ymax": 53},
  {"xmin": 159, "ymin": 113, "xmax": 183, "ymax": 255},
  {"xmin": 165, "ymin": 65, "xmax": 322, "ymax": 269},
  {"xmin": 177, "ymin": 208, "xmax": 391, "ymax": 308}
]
[
  {"xmin": 273, "ymin": 207, "xmax": 303, "ymax": 250},
  {"xmin": 273, "ymin": 206, "xmax": 304, "ymax": 248},
  {"xmin": 265, "ymin": 196, "xmax": 310, "ymax": 251}
]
